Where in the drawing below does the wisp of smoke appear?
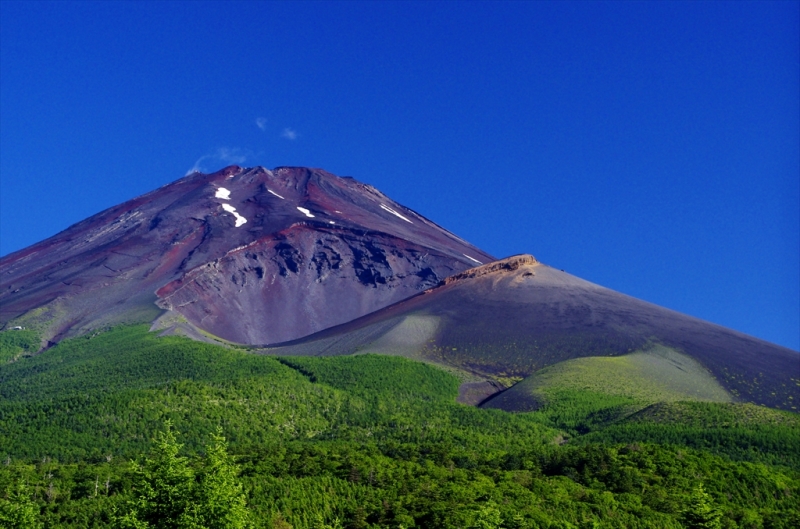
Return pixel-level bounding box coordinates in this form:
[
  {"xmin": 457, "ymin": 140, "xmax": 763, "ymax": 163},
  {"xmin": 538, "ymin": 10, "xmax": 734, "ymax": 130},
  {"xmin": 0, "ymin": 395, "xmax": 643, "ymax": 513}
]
[{"xmin": 186, "ymin": 147, "xmax": 249, "ymax": 175}]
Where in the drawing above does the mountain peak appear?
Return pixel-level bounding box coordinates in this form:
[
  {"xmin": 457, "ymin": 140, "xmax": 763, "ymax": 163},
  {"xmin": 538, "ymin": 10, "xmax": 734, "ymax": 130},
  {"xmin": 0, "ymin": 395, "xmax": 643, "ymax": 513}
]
[{"xmin": 0, "ymin": 166, "xmax": 494, "ymax": 345}]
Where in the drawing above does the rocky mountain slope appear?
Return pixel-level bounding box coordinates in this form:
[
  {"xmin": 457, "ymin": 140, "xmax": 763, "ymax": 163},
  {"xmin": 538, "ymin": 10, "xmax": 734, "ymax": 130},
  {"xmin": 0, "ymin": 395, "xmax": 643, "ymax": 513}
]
[{"xmin": 0, "ymin": 166, "xmax": 493, "ymax": 344}]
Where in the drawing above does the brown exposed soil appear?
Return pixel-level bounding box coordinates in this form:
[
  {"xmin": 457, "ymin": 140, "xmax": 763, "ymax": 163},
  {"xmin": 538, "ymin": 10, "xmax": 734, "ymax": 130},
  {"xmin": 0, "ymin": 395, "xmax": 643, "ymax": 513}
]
[{"xmin": 437, "ymin": 254, "xmax": 538, "ymax": 287}]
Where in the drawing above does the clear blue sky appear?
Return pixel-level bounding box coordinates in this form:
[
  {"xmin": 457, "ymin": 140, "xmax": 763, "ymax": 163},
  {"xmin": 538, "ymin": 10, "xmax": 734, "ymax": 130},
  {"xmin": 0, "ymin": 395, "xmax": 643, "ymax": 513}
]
[{"xmin": 1, "ymin": 1, "xmax": 798, "ymax": 350}]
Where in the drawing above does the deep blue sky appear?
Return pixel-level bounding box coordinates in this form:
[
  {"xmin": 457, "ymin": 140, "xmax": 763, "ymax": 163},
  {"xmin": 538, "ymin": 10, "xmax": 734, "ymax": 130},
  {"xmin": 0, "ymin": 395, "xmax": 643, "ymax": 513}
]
[{"xmin": 1, "ymin": 1, "xmax": 798, "ymax": 350}]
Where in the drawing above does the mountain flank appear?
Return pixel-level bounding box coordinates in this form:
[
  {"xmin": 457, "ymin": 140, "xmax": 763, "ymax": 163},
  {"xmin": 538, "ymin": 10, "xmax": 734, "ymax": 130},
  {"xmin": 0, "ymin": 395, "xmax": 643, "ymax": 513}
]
[
  {"xmin": 1, "ymin": 166, "xmax": 797, "ymax": 414},
  {"xmin": 263, "ymin": 254, "xmax": 799, "ymax": 411}
]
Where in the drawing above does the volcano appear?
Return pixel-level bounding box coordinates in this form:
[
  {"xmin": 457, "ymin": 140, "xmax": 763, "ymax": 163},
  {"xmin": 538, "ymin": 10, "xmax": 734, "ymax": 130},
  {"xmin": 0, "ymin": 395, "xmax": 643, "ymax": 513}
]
[
  {"xmin": 0, "ymin": 166, "xmax": 493, "ymax": 345},
  {"xmin": 1, "ymin": 166, "xmax": 796, "ymax": 413}
]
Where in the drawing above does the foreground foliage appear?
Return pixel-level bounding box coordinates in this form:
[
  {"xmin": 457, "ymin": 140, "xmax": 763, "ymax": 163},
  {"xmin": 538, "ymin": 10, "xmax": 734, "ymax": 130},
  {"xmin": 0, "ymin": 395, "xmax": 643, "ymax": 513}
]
[
  {"xmin": 0, "ymin": 326, "xmax": 798, "ymax": 528},
  {"xmin": 114, "ymin": 423, "xmax": 249, "ymax": 529}
]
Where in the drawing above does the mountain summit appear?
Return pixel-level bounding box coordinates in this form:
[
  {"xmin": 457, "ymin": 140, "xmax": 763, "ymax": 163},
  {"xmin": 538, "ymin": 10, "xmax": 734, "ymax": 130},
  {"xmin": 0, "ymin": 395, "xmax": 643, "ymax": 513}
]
[{"xmin": 0, "ymin": 166, "xmax": 493, "ymax": 345}]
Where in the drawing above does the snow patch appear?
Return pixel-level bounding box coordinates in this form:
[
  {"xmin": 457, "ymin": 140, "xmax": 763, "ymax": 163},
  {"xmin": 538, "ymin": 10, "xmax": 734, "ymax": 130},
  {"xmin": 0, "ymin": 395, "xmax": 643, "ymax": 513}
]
[
  {"xmin": 380, "ymin": 204, "xmax": 413, "ymax": 223},
  {"xmin": 463, "ymin": 254, "xmax": 483, "ymax": 265},
  {"xmin": 267, "ymin": 189, "xmax": 284, "ymax": 199},
  {"xmin": 297, "ymin": 207, "xmax": 315, "ymax": 218},
  {"xmin": 215, "ymin": 187, "xmax": 231, "ymax": 200},
  {"xmin": 221, "ymin": 203, "xmax": 247, "ymax": 227}
]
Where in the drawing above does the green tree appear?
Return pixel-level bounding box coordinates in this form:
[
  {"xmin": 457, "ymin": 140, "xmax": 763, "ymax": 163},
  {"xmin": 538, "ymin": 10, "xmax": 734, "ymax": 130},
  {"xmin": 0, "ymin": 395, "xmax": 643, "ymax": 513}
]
[
  {"xmin": 193, "ymin": 428, "xmax": 250, "ymax": 529},
  {"xmin": 270, "ymin": 512, "xmax": 293, "ymax": 529},
  {"xmin": 0, "ymin": 479, "xmax": 41, "ymax": 529},
  {"xmin": 116, "ymin": 421, "xmax": 197, "ymax": 529},
  {"xmin": 470, "ymin": 502, "xmax": 503, "ymax": 529},
  {"xmin": 680, "ymin": 484, "xmax": 722, "ymax": 529},
  {"xmin": 116, "ymin": 423, "xmax": 251, "ymax": 529},
  {"xmin": 311, "ymin": 514, "xmax": 343, "ymax": 529}
]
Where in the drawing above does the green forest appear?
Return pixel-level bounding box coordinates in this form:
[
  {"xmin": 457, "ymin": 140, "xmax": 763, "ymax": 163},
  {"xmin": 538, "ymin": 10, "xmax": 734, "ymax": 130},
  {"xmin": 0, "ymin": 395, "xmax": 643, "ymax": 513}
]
[{"xmin": 1, "ymin": 325, "xmax": 798, "ymax": 528}]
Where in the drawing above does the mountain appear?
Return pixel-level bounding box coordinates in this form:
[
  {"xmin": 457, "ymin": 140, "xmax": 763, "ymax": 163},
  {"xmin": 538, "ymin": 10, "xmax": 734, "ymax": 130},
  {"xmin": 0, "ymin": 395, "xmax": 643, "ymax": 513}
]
[
  {"xmin": 265, "ymin": 254, "xmax": 799, "ymax": 411},
  {"xmin": 0, "ymin": 166, "xmax": 493, "ymax": 345},
  {"xmin": 2, "ymin": 165, "xmax": 799, "ymax": 528},
  {"xmin": 1, "ymin": 166, "xmax": 797, "ymax": 413}
]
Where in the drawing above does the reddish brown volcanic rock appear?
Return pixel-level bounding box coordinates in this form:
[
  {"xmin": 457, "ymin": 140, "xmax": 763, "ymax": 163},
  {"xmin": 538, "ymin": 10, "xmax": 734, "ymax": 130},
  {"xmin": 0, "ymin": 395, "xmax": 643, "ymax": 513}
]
[{"xmin": 0, "ymin": 166, "xmax": 494, "ymax": 344}]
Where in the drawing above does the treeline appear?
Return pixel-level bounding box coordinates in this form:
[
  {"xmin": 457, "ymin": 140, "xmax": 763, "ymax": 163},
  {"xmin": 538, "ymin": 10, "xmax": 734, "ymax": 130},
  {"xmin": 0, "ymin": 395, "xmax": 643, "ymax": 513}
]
[{"xmin": 0, "ymin": 326, "xmax": 557, "ymax": 462}]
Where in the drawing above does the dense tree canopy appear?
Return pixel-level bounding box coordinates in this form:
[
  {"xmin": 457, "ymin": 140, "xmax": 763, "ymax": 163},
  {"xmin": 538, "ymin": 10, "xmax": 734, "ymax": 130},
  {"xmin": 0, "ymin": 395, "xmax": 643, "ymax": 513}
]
[{"xmin": 0, "ymin": 326, "xmax": 798, "ymax": 528}]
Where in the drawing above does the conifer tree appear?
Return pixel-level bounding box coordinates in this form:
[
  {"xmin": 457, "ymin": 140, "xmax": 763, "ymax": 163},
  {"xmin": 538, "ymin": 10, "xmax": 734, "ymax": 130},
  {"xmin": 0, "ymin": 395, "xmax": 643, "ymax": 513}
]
[
  {"xmin": 193, "ymin": 428, "xmax": 250, "ymax": 529},
  {"xmin": 116, "ymin": 421, "xmax": 197, "ymax": 529},
  {"xmin": 115, "ymin": 423, "xmax": 250, "ymax": 529},
  {"xmin": 470, "ymin": 501, "xmax": 503, "ymax": 529},
  {"xmin": 680, "ymin": 484, "xmax": 722, "ymax": 529}
]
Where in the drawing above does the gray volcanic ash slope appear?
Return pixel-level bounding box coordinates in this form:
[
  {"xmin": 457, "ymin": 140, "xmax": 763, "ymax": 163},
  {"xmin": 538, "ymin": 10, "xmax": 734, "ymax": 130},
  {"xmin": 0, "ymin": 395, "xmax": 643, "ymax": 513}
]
[
  {"xmin": 0, "ymin": 166, "xmax": 494, "ymax": 344},
  {"xmin": 265, "ymin": 255, "xmax": 800, "ymax": 411}
]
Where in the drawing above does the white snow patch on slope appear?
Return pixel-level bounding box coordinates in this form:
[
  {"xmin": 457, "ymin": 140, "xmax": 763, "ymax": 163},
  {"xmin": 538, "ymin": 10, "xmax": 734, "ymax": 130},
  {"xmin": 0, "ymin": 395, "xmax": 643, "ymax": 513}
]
[
  {"xmin": 463, "ymin": 254, "xmax": 483, "ymax": 265},
  {"xmin": 267, "ymin": 189, "xmax": 284, "ymax": 199},
  {"xmin": 215, "ymin": 187, "xmax": 231, "ymax": 200},
  {"xmin": 380, "ymin": 204, "xmax": 412, "ymax": 223},
  {"xmin": 297, "ymin": 207, "xmax": 315, "ymax": 218},
  {"xmin": 221, "ymin": 203, "xmax": 247, "ymax": 227}
]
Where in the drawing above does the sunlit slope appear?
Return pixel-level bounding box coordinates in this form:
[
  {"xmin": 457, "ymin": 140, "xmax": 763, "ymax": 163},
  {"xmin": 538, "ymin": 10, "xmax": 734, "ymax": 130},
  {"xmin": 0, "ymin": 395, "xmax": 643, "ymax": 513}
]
[
  {"xmin": 266, "ymin": 255, "xmax": 800, "ymax": 411},
  {"xmin": 481, "ymin": 347, "xmax": 800, "ymax": 468},
  {"xmin": 580, "ymin": 401, "xmax": 800, "ymax": 468},
  {"xmin": 482, "ymin": 345, "xmax": 733, "ymax": 412}
]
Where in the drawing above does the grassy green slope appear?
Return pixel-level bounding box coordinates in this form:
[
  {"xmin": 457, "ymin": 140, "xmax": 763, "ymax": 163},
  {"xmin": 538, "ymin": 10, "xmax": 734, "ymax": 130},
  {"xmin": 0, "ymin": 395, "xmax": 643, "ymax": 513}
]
[
  {"xmin": 480, "ymin": 346, "xmax": 800, "ymax": 468},
  {"xmin": 485, "ymin": 345, "xmax": 732, "ymax": 409},
  {"xmin": 0, "ymin": 325, "xmax": 343, "ymax": 460},
  {"xmin": 579, "ymin": 401, "xmax": 800, "ymax": 468},
  {"xmin": 483, "ymin": 345, "xmax": 732, "ymax": 430}
]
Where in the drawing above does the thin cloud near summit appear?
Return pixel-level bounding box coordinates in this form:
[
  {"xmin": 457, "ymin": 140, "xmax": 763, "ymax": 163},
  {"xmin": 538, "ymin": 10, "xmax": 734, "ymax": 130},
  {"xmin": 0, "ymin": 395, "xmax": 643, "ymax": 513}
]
[
  {"xmin": 254, "ymin": 117, "xmax": 297, "ymax": 140},
  {"xmin": 186, "ymin": 147, "xmax": 249, "ymax": 175}
]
